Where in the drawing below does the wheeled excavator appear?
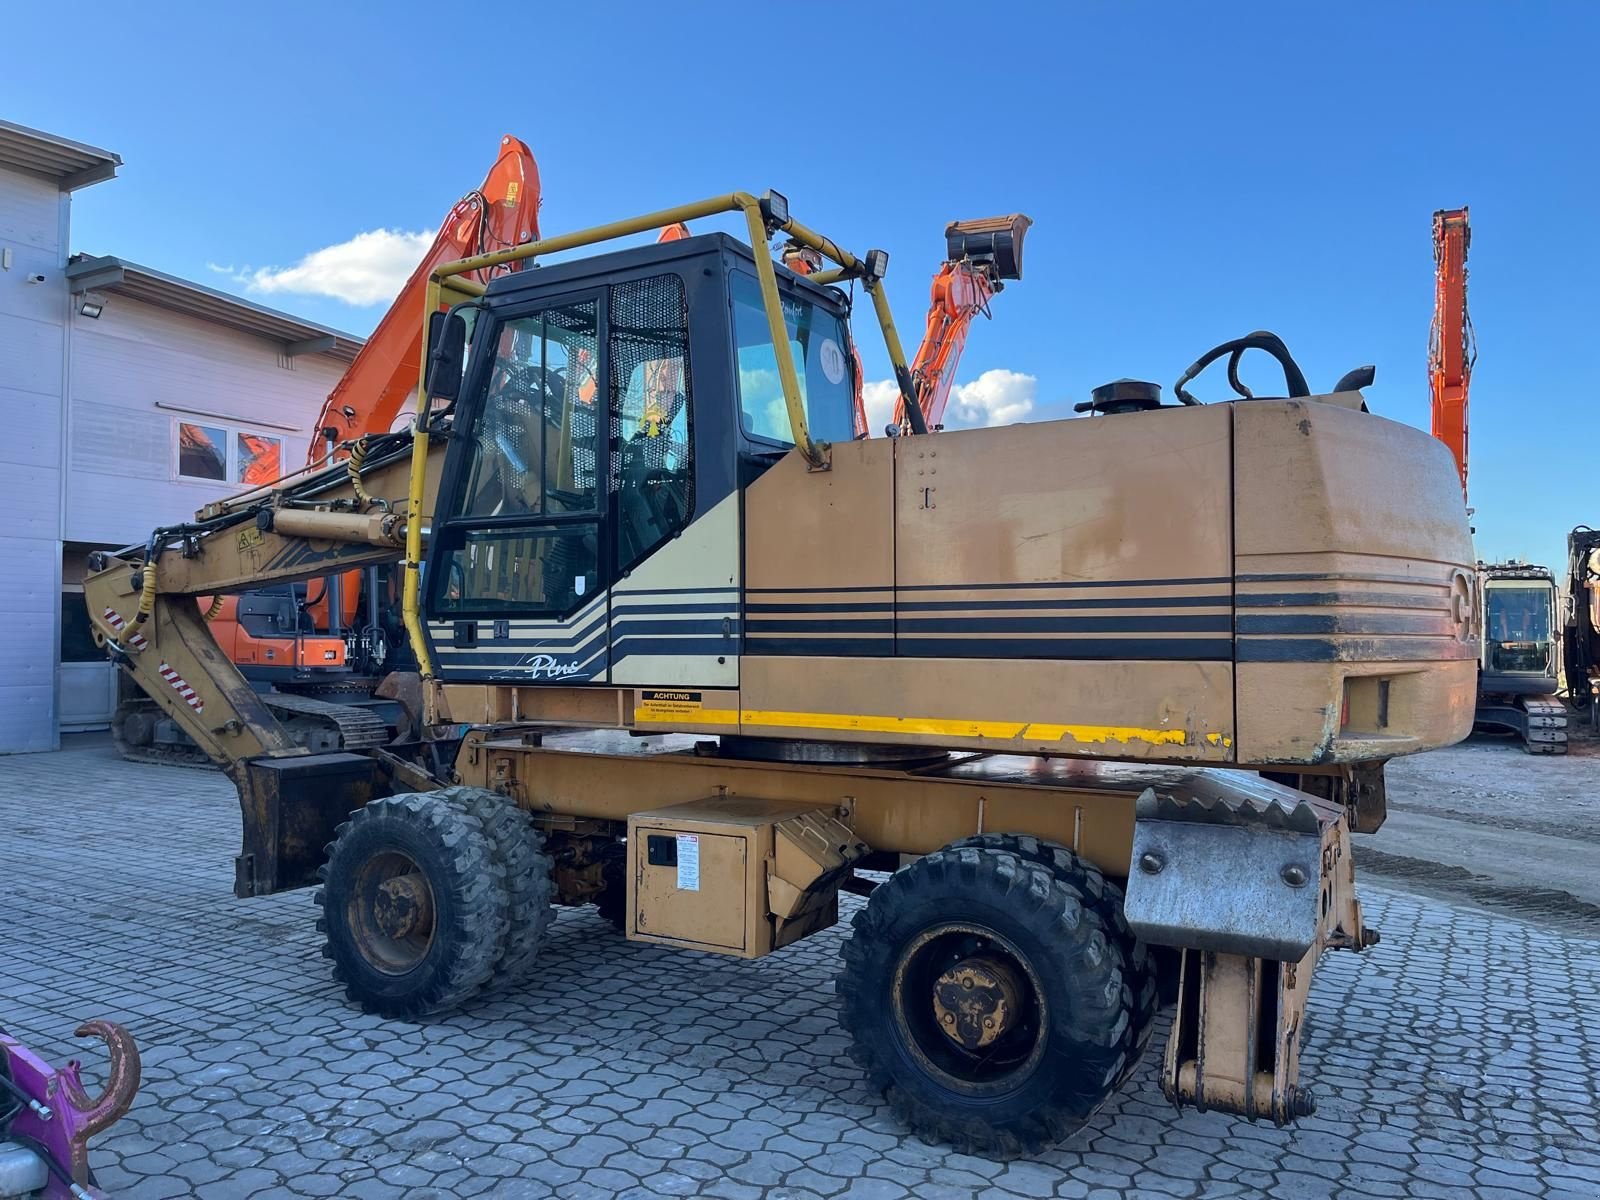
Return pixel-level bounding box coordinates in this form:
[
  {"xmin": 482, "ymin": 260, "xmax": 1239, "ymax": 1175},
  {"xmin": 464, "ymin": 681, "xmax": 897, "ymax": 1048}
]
[
  {"xmin": 1429, "ymin": 206, "xmax": 1567, "ymax": 752},
  {"xmin": 85, "ymin": 188, "xmax": 1477, "ymax": 1157},
  {"xmin": 112, "ymin": 137, "xmax": 541, "ymax": 764}
]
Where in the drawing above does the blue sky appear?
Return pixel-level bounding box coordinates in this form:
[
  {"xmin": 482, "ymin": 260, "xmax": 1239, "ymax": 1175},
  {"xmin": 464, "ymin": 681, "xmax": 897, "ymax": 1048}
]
[{"xmin": 6, "ymin": 1, "xmax": 1596, "ymax": 573}]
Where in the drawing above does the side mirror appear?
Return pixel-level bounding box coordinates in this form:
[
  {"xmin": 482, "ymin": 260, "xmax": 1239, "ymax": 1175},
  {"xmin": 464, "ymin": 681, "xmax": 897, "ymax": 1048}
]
[{"xmin": 425, "ymin": 311, "xmax": 469, "ymax": 401}]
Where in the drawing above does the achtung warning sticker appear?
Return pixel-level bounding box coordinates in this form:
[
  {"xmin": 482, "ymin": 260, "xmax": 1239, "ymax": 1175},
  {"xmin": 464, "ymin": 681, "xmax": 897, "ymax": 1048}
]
[
  {"xmin": 637, "ymin": 690, "xmax": 703, "ymax": 719},
  {"xmin": 635, "ymin": 690, "xmax": 737, "ymax": 725}
]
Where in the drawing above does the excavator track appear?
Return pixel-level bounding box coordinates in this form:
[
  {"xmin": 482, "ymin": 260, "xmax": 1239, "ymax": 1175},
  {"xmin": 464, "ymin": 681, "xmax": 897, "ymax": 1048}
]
[
  {"xmin": 1475, "ymin": 694, "xmax": 1568, "ymax": 754},
  {"xmin": 1519, "ymin": 697, "xmax": 1568, "ymax": 754},
  {"xmin": 262, "ymin": 692, "xmax": 389, "ymax": 751},
  {"xmin": 112, "ymin": 691, "xmax": 388, "ymax": 768},
  {"xmin": 112, "ymin": 700, "xmax": 215, "ymax": 769}
]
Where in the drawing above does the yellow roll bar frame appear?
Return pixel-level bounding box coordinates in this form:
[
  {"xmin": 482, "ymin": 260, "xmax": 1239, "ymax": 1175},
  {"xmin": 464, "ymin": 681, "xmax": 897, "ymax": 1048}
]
[{"xmin": 400, "ymin": 190, "xmax": 914, "ymax": 679}]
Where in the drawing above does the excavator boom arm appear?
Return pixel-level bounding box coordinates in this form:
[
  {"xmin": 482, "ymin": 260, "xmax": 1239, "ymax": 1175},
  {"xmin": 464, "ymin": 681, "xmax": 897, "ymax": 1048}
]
[
  {"xmin": 896, "ymin": 262, "xmax": 995, "ymax": 429},
  {"xmin": 893, "ymin": 214, "xmax": 1030, "ymax": 431},
  {"xmin": 1429, "ymin": 207, "xmax": 1472, "ymax": 497},
  {"xmin": 84, "ymin": 434, "xmax": 446, "ymax": 769},
  {"xmin": 311, "ymin": 137, "xmax": 539, "ymax": 456}
]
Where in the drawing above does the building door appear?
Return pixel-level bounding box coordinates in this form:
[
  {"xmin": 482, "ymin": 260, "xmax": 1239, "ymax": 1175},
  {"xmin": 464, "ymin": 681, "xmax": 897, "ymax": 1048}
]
[{"xmin": 59, "ymin": 587, "xmax": 116, "ymax": 731}]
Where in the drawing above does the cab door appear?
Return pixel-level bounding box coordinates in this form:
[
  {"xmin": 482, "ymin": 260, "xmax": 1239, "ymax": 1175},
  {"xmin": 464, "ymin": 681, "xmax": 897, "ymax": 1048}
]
[
  {"xmin": 606, "ymin": 273, "xmax": 740, "ymax": 687},
  {"xmin": 426, "ymin": 293, "xmax": 611, "ymax": 683}
]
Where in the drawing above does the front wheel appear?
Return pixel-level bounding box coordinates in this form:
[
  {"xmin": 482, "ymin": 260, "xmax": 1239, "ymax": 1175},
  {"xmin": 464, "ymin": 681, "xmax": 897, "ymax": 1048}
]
[
  {"xmin": 837, "ymin": 846, "xmax": 1134, "ymax": 1158},
  {"xmin": 315, "ymin": 793, "xmax": 508, "ymax": 1018}
]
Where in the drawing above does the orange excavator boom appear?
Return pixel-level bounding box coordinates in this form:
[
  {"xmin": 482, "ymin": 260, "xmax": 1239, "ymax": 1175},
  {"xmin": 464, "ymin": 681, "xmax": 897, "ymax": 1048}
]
[
  {"xmin": 302, "ymin": 136, "xmax": 540, "ymax": 634},
  {"xmin": 310, "ymin": 136, "xmax": 541, "ymax": 456},
  {"xmin": 893, "ymin": 214, "xmax": 1031, "ymax": 431},
  {"xmin": 1429, "ymin": 207, "xmax": 1473, "ymax": 498}
]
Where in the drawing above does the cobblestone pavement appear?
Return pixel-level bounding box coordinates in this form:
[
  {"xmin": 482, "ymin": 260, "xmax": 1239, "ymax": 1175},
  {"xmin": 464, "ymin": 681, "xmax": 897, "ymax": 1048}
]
[{"xmin": 4, "ymin": 744, "xmax": 1598, "ymax": 1200}]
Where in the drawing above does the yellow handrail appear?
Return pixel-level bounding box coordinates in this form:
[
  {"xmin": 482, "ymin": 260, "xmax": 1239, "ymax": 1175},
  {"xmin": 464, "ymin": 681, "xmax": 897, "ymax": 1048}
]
[{"xmin": 400, "ymin": 189, "xmax": 914, "ymax": 680}]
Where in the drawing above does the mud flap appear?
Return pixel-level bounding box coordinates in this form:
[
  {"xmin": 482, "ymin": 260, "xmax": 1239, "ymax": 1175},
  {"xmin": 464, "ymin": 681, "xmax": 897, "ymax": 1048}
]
[
  {"xmin": 1123, "ymin": 786, "xmax": 1323, "ymax": 961},
  {"xmin": 1123, "ymin": 778, "xmax": 1369, "ymax": 1124}
]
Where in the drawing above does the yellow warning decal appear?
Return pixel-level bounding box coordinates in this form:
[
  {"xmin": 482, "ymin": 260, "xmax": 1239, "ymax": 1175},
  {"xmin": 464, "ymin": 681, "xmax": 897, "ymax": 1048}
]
[
  {"xmin": 506, "ymin": 181, "xmax": 520, "ymax": 204},
  {"xmin": 636, "ymin": 690, "xmax": 737, "ymax": 725}
]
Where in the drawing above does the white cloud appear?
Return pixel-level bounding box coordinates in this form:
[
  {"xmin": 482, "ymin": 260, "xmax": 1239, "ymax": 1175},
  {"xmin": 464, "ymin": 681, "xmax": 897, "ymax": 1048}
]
[
  {"xmin": 212, "ymin": 228, "xmax": 436, "ymax": 307},
  {"xmin": 861, "ymin": 379, "xmax": 901, "ymax": 435},
  {"xmin": 946, "ymin": 368, "xmax": 1036, "ymax": 427},
  {"xmin": 861, "ymin": 368, "xmax": 1037, "ymax": 432}
]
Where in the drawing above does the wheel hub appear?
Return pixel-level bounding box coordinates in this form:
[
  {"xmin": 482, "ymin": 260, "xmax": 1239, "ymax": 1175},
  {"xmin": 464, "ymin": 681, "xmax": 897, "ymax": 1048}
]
[
  {"xmin": 932, "ymin": 954, "xmax": 1024, "ymax": 1050},
  {"xmin": 373, "ymin": 873, "xmax": 432, "ymax": 940}
]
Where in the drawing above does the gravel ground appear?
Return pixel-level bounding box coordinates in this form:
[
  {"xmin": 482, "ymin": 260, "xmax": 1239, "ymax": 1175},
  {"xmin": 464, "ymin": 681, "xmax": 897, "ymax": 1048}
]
[{"xmin": 1362, "ymin": 732, "xmax": 1600, "ymax": 920}]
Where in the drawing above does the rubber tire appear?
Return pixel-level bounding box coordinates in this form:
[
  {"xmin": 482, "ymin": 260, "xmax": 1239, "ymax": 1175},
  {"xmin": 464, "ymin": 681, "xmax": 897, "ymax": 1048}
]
[
  {"xmin": 431, "ymin": 786, "xmax": 554, "ymax": 991},
  {"xmin": 838, "ymin": 846, "xmax": 1134, "ymax": 1158},
  {"xmin": 315, "ymin": 792, "xmax": 507, "ymax": 1018},
  {"xmin": 949, "ymin": 833, "xmax": 1159, "ymax": 1081},
  {"xmin": 594, "ymin": 839, "xmax": 628, "ymax": 932}
]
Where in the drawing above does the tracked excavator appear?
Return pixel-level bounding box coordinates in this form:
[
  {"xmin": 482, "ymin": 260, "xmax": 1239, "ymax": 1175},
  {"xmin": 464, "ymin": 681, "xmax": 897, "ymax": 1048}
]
[
  {"xmin": 85, "ymin": 188, "xmax": 1477, "ymax": 1156},
  {"xmin": 1428, "ymin": 206, "xmax": 1567, "ymax": 752},
  {"xmin": 112, "ymin": 137, "xmax": 541, "ymax": 765}
]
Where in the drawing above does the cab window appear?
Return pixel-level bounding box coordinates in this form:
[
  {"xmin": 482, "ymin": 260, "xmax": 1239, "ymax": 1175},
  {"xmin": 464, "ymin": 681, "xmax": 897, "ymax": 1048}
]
[
  {"xmin": 434, "ymin": 297, "xmax": 602, "ymax": 618},
  {"xmin": 731, "ymin": 272, "xmax": 855, "ymax": 446},
  {"xmin": 611, "ymin": 274, "xmax": 693, "ymax": 570},
  {"xmin": 457, "ymin": 300, "xmax": 601, "ymax": 518}
]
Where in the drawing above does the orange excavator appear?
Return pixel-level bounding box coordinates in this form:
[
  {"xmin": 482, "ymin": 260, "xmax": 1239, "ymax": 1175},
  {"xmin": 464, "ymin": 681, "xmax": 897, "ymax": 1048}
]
[
  {"xmin": 1428, "ymin": 206, "xmax": 1567, "ymax": 752},
  {"xmin": 1429, "ymin": 208, "xmax": 1472, "ymax": 498},
  {"xmin": 892, "ymin": 215, "xmax": 1031, "ymax": 431},
  {"xmin": 114, "ymin": 138, "xmax": 542, "ymax": 764},
  {"xmin": 769, "ymin": 214, "xmax": 1030, "ymax": 436}
]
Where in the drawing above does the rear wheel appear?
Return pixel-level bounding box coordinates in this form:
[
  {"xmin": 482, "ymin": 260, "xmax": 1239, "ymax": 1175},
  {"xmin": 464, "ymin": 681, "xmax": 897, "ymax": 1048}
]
[
  {"xmin": 316, "ymin": 793, "xmax": 507, "ymax": 1018},
  {"xmin": 949, "ymin": 833, "xmax": 1159, "ymax": 1080},
  {"xmin": 838, "ymin": 846, "xmax": 1134, "ymax": 1158}
]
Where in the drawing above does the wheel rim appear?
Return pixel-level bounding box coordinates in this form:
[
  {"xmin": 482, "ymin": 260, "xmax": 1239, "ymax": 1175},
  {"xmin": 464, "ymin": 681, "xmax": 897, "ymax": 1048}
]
[
  {"xmin": 890, "ymin": 922, "xmax": 1048, "ymax": 1095},
  {"xmin": 347, "ymin": 850, "xmax": 437, "ymax": 975}
]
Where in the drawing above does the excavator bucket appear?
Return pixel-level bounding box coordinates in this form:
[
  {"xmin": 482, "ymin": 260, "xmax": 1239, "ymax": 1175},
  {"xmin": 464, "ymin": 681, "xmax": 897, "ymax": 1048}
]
[{"xmin": 944, "ymin": 213, "xmax": 1032, "ymax": 280}]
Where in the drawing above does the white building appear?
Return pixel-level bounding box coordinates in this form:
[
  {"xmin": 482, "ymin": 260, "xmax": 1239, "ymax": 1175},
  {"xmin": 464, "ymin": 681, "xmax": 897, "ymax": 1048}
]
[{"xmin": 0, "ymin": 120, "xmax": 363, "ymax": 752}]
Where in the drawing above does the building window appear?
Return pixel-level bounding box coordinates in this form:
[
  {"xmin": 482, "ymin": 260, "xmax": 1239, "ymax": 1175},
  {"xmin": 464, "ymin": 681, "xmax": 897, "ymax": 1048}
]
[
  {"xmin": 174, "ymin": 420, "xmax": 284, "ymax": 484},
  {"xmin": 177, "ymin": 422, "xmax": 228, "ymax": 480},
  {"xmin": 237, "ymin": 433, "xmax": 282, "ymax": 485}
]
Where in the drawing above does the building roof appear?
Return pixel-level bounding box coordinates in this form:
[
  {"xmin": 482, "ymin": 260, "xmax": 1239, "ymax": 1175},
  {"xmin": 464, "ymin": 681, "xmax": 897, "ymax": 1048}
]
[
  {"xmin": 0, "ymin": 120, "xmax": 121, "ymax": 191},
  {"xmin": 66, "ymin": 255, "xmax": 366, "ymax": 363}
]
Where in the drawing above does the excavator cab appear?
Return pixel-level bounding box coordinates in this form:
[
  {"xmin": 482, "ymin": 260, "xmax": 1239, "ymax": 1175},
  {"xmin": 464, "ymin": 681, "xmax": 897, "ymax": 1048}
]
[{"xmin": 421, "ymin": 233, "xmax": 857, "ymax": 687}]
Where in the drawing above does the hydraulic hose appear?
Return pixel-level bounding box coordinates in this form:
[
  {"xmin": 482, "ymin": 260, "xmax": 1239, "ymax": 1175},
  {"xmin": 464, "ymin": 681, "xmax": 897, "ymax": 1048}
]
[
  {"xmin": 1174, "ymin": 331, "xmax": 1311, "ymax": 406},
  {"xmin": 348, "ymin": 436, "xmax": 373, "ymax": 507},
  {"xmin": 133, "ymin": 555, "xmax": 158, "ymax": 629}
]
